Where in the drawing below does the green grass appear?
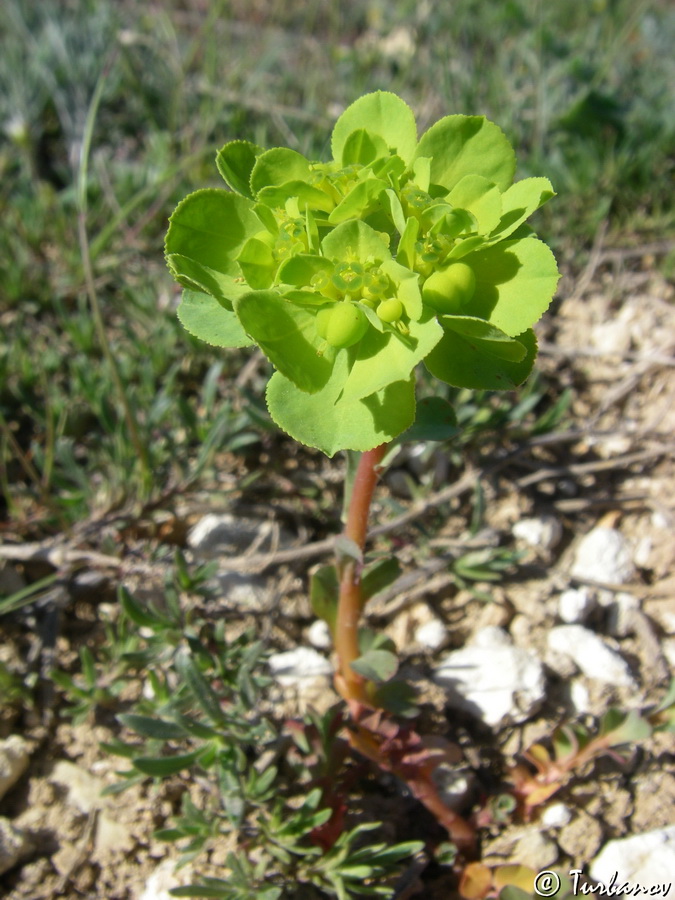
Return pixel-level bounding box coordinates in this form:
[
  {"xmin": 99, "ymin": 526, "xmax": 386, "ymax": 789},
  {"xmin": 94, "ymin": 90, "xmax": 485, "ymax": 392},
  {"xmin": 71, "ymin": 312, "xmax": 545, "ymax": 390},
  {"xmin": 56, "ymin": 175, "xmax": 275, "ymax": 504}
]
[{"xmin": 1, "ymin": 0, "xmax": 673, "ymax": 528}]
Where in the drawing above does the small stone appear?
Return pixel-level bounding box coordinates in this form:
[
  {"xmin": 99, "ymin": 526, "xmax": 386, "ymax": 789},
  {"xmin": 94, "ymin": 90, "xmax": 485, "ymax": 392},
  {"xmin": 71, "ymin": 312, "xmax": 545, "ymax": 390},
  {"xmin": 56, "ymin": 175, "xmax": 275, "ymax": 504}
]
[
  {"xmin": 558, "ymin": 587, "xmax": 596, "ymax": 624},
  {"xmin": 590, "ymin": 826, "xmax": 675, "ymax": 888},
  {"xmin": 50, "ymin": 760, "xmax": 104, "ymax": 813},
  {"xmin": 547, "ymin": 625, "xmax": 635, "ymax": 687},
  {"xmin": 0, "ymin": 735, "xmax": 30, "ymax": 802},
  {"xmin": 558, "ymin": 811, "xmax": 603, "ymax": 860},
  {"xmin": 513, "ymin": 829, "xmax": 558, "ymax": 869},
  {"xmin": 414, "ymin": 618, "xmax": 448, "ymax": 651},
  {"xmin": 433, "ymin": 627, "xmax": 546, "ymax": 726},
  {"xmin": 571, "ymin": 527, "xmax": 636, "ymax": 585},
  {"xmin": 306, "ymin": 620, "xmax": 332, "ymax": 650},
  {"xmin": 569, "ymin": 679, "xmax": 591, "ymax": 714},
  {"xmin": 605, "ymin": 591, "xmax": 639, "ymax": 637},
  {"xmin": 432, "ymin": 765, "xmax": 474, "ymax": 810},
  {"xmin": 513, "ymin": 516, "xmax": 562, "ymax": 551},
  {"xmin": 541, "ymin": 802, "xmax": 572, "ymax": 828},
  {"xmin": 0, "ymin": 816, "xmax": 34, "ymax": 876},
  {"xmin": 214, "ymin": 572, "xmax": 268, "ymax": 611},
  {"xmin": 268, "ymin": 647, "xmax": 332, "ymax": 686},
  {"xmin": 139, "ymin": 858, "xmax": 194, "ymax": 900},
  {"xmin": 188, "ymin": 514, "xmax": 291, "ymax": 556}
]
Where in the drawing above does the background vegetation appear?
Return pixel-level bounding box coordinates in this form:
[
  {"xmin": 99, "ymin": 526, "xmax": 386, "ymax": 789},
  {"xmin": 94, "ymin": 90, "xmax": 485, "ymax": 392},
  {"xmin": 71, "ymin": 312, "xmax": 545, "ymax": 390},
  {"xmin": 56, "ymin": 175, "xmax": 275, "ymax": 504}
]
[{"xmin": 1, "ymin": 0, "xmax": 673, "ymax": 531}]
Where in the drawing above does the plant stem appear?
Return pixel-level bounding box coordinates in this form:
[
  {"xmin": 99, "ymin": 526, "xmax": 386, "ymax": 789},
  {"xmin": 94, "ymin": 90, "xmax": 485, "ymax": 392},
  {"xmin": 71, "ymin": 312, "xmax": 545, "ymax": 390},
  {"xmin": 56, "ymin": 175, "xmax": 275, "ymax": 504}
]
[{"xmin": 334, "ymin": 443, "xmax": 388, "ymax": 703}]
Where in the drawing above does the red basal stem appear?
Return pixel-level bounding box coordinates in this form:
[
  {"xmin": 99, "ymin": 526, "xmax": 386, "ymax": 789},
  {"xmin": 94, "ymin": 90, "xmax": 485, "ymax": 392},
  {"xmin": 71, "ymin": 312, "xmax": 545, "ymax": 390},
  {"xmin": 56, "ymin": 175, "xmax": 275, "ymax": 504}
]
[{"xmin": 334, "ymin": 444, "xmax": 388, "ymax": 704}]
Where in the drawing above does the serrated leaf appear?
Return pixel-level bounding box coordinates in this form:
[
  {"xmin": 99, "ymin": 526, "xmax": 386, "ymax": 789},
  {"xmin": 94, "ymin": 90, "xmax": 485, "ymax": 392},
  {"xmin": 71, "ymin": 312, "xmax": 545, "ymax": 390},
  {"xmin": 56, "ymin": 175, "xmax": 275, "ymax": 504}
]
[
  {"xmin": 133, "ymin": 749, "xmax": 203, "ymax": 777},
  {"xmin": 257, "ymin": 180, "xmax": 334, "ymax": 213},
  {"xmin": 165, "ymin": 189, "xmax": 261, "ymax": 281},
  {"xmin": 117, "ymin": 714, "xmax": 186, "ymax": 740},
  {"xmin": 463, "ymin": 237, "xmax": 560, "ymax": 336},
  {"xmin": 415, "ymin": 115, "xmax": 516, "ymax": 193},
  {"xmin": 341, "ymin": 311, "xmax": 443, "ymax": 402},
  {"xmin": 448, "ymin": 175, "xmax": 502, "ymax": 235},
  {"xmin": 321, "ymin": 219, "xmax": 391, "ymax": 265},
  {"xmin": 178, "ymin": 290, "xmax": 254, "ymax": 348},
  {"xmin": 425, "ymin": 325, "xmax": 537, "ymax": 391},
  {"xmin": 215, "ymin": 140, "xmax": 263, "ymax": 198},
  {"xmin": 236, "ymin": 236, "xmax": 277, "ymax": 289},
  {"xmin": 250, "ymin": 147, "xmax": 313, "ymax": 194},
  {"xmin": 328, "ymin": 178, "xmax": 388, "ymax": 225},
  {"xmin": 350, "ymin": 648, "xmax": 398, "ymax": 683},
  {"xmin": 266, "ymin": 363, "xmax": 415, "ymax": 456},
  {"xmin": 400, "ymin": 396, "xmax": 459, "ymax": 442},
  {"xmin": 341, "ymin": 128, "xmax": 390, "ymax": 166},
  {"xmin": 331, "ymin": 92, "xmax": 418, "ymax": 166},
  {"xmin": 488, "ymin": 177, "xmax": 555, "ymax": 243},
  {"xmin": 234, "ymin": 290, "xmax": 335, "ymax": 393},
  {"xmin": 277, "ymin": 254, "xmax": 333, "ymax": 287}
]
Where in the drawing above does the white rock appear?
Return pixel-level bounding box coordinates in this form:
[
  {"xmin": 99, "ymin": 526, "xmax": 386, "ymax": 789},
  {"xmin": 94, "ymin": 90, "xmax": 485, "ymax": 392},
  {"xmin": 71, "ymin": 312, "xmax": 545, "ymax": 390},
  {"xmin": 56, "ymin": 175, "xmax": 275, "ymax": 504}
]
[
  {"xmin": 214, "ymin": 572, "xmax": 268, "ymax": 610},
  {"xmin": 433, "ymin": 627, "xmax": 546, "ymax": 726},
  {"xmin": 268, "ymin": 648, "xmax": 332, "ymax": 687},
  {"xmin": 0, "ymin": 735, "xmax": 30, "ymax": 802},
  {"xmin": 139, "ymin": 858, "xmax": 194, "ymax": 900},
  {"xmin": 513, "ymin": 516, "xmax": 562, "ymax": 551},
  {"xmin": 188, "ymin": 514, "xmax": 291, "ymax": 556},
  {"xmin": 605, "ymin": 591, "xmax": 640, "ymax": 636},
  {"xmin": 547, "ymin": 625, "xmax": 635, "ymax": 687},
  {"xmin": 50, "ymin": 760, "xmax": 103, "ymax": 813},
  {"xmin": 541, "ymin": 802, "xmax": 572, "ymax": 828},
  {"xmin": 0, "ymin": 816, "xmax": 33, "ymax": 876},
  {"xmin": 306, "ymin": 620, "xmax": 332, "ymax": 650},
  {"xmin": 558, "ymin": 587, "xmax": 596, "ymax": 624},
  {"xmin": 569, "ymin": 679, "xmax": 591, "ymax": 714},
  {"xmin": 571, "ymin": 527, "xmax": 636, "ymax": 585},
  {"xmin": 662, "ymin": 639, "xmax": 675, "ymax": 668},
  {"xmin": 414, "ymin": 618, "xmax": 448, "ymax": 651},
  {"xmin": 589, "ymin": 826, "xmax": 675, "ymax": 889}
]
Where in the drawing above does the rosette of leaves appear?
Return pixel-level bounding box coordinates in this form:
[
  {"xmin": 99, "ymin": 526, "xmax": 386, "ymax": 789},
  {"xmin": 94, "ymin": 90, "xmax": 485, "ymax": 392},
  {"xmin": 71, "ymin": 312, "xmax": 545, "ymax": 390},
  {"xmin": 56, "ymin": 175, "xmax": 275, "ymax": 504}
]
[{"xmin": 165, "ymin": 92, "xmax": 559, "ymax": 456}]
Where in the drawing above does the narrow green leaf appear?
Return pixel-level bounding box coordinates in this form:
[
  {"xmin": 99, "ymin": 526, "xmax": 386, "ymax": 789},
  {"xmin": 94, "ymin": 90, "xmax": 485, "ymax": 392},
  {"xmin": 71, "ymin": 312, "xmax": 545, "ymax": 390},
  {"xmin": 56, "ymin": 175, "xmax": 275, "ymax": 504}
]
[
  {"xmin": 328, "ymin": 178, "xmax": 388, "ymax": 225},
  {"xmin": 132, "ymin": 750, "xmax": 203, "ymax": 777},
  {"xmin": 117, "ymin": 714, "xmax": 186, "ymax": 741},
  {"xmin": 310, "ymin": 565, "xmax": 339, "ymax": 632}
]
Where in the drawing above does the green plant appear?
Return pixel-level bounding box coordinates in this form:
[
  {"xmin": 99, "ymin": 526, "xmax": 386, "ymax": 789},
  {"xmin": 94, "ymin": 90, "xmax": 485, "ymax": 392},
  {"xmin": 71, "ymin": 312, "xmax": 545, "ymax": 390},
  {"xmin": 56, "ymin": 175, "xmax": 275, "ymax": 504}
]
[{"xmin": 163, "ymin": 90, "xmax": 560, "ymax": 888}]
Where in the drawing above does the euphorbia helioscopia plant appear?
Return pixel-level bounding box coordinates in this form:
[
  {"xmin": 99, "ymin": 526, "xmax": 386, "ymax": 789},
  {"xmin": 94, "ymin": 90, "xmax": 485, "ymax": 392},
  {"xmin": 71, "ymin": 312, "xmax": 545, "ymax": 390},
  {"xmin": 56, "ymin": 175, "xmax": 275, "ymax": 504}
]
[{"xmin": 165, "ymin": 91, "xmax": 559, "ymax": 858}]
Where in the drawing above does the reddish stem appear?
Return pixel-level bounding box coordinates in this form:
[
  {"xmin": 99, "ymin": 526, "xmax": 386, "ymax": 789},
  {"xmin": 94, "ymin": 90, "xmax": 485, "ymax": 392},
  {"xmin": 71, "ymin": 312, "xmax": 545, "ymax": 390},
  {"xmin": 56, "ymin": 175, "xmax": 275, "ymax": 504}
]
[
  {"xmin": 332, "ymin": 443, "xmax": 477, "ymax": 854},
  {"xmin": 334, "ymin": 444, "xmax": 388, "ymax": 703}
]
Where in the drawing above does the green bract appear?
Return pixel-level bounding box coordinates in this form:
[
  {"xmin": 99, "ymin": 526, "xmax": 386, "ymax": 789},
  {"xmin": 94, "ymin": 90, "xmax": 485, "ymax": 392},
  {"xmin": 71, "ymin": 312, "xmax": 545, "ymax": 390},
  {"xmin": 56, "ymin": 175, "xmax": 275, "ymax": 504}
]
[{"xmin": 165, "ymin": 91, "xmax": 560, "ymax": 455}]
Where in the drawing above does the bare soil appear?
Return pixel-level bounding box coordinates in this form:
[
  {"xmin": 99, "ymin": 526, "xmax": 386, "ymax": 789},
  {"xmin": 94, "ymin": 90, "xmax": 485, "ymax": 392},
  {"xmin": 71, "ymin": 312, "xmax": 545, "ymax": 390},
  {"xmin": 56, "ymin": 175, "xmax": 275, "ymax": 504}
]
[{"xmin": 1, "ymin": 245, "xmax": 674, "ymax": 898}]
